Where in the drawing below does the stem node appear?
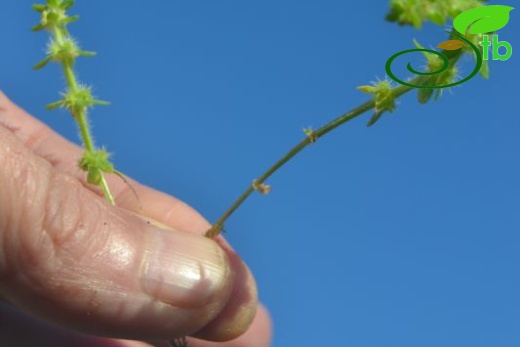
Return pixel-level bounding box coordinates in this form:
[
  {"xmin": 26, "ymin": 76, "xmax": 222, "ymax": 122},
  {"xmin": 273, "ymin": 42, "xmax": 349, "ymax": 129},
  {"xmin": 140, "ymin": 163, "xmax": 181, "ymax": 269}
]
[
  {"xmin": 252, "ymin": 180, "xmax": 271, "ymax": 195},
  {"xmin": 303, "ymin": 128, "xmax": 318, "ymax": 143}
]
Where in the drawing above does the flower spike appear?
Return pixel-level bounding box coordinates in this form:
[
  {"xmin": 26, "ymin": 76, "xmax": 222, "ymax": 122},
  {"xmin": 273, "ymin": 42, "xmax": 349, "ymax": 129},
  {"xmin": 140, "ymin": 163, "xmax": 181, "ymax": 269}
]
[{"xmin": 32, "ymin": 0, "xmax": 116, "ymax": 204}]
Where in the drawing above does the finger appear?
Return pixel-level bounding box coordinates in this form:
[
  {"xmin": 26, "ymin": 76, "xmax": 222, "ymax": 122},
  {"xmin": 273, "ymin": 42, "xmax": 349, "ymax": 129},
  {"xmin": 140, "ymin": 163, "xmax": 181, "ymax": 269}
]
[
  {"xmin": 188, "ymin": 304, "xmax": 272, "ymax": 347},
  {"xmin": 0, "ymin": 124, "xmax": 234, "ymax": 340},
  {"xmin": 1, "ymin": 300, "xmax": 271, "ymax": 347},
  {"xmin": 192, "ymin": 237, "xmax": 258, "ymax": 341},
  {"xmin": 0, "ymin": 300, "xmax": 157, "ymax": 347},
  {"xmin": 0, "ymin": 92, "xmax": 269, "ymax": 342}
]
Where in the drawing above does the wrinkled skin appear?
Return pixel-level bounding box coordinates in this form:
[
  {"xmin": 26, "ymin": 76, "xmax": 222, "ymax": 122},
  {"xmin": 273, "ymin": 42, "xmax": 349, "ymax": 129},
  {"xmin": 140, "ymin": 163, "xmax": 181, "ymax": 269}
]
[{"xmin": 0, "ymin": 91, "xmax": 272, "ymax": 347}]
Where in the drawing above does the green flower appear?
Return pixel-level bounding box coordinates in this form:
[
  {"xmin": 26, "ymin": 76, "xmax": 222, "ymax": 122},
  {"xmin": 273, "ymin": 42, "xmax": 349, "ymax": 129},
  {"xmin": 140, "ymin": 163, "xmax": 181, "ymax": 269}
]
[
  {"xmin": 32, "ymin": 0, "xmax": 78, "ymax": 32},
  {"xmin": 79, "ymin": 149, "xmax": 114, "ymax": 185},
  {"xmin": 412, "ymin": 40, "xmax": 460, "ymax": 103},
  {"xmin": 46, "ymin": 85, "xmax": 109, "ymax": 116},
  {"xmin": 358, "ymin": 80, "xmax": 397, "ymax": 126},
  {"xmin": 386, "ymin": 0, "xmax": 486, "ymax": 28},
  {"xmin": 34, "ymin": 37, "xmax": 95, "ymax": 69}
]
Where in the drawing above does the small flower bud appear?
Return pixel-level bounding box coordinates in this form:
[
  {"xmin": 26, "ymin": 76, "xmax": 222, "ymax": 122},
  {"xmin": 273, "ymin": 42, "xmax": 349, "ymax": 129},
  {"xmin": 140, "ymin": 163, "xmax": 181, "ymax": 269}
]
[
  {"xmin": 252, "ymin": 180, "xmax": 271, "ymax": 195},
  {"xmin": 358, "ymin": 80, "xmax": 397, "ymax": 126},
  {"xmin": 48, "ymin": 37, "xmax": 79, "ymax": 64},
  {"xmin": 79, "ymin": 149, "xmax": 114, "ymax": 184},
  {"xmin": 303, "ymin": 128, "xmax": 318, "ymax": 143}
]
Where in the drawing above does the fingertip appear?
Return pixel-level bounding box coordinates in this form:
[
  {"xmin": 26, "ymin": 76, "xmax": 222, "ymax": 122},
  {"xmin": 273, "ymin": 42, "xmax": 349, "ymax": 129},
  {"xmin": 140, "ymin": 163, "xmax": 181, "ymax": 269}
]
[
  {"xmin": 192, "ymin": 237, "xmax": 259, "ymax": 342},
  {"xmin": 140, "ymin": 227, "xmax": 233, "ymax": 311},
  {"xmin": 187, "ymin": 304, "xmax": 273, "ymax": 347},
  {"xmin": 232, "ymin": 303, "xmax": 273, "ymax": 347},
  {"xmin": 258, "ymin": 304, "xmax": 274, "ymax": 346}
]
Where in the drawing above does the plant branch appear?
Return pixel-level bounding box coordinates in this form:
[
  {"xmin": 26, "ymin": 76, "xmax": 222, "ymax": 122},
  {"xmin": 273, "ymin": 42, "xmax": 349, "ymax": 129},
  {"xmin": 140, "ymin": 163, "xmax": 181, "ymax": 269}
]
[
  {"xmin": 33, "ymin": 0, "xmax": 115, "ymax": 204},
  {"xmin": 205, "ymin": 53, "xmax": 466, "ymax": 238}
]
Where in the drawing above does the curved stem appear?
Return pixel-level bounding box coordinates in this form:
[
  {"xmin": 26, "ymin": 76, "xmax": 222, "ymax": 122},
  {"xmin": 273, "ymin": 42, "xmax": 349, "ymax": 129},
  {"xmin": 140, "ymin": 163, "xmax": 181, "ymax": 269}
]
[
  {"xmin": 205, "ymin": 81, "xmax": 410, "ymax": 237},
  {"xmin": 204, "ymin": 70, "xmax": 452, "ymax": 238},
  {"xmin": 205, "ymin": 29, "xmax": 478, "ymax": 238}
]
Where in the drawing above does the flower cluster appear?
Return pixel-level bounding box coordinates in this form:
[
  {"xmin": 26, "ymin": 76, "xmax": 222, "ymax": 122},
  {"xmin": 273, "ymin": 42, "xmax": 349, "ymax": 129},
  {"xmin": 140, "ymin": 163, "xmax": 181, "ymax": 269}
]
[
  {"xmin": 34, "ymin": 36, "xmax": 95, "ymax": 69},
  {"xmin": 412, "ymin": 40, "xmax": 460, "ymax": 103},
  {"xmin": 358, "ymin": 80, "xmax": 397, "ymax": 127},
  {"xmin": 458, "ymin": 32, "xmax": 490, "ymax": 79},
  {"xmin": 46, "ymin": 86, "xmax": 109, "ymax": 116},
  {"xmin": 79, "ymin": 149, "xmax": 114, "ymax": 186},
  {"xmin": 386, "ymin": 0, "xmax": 486, "ymax": 28},
  {"xmin": 358, "ymin": 0, "xmax": 490, "ymax": 124},
  {"xmin": 32, "ymin": 0, "xmax": 77, "ymax": 32}
]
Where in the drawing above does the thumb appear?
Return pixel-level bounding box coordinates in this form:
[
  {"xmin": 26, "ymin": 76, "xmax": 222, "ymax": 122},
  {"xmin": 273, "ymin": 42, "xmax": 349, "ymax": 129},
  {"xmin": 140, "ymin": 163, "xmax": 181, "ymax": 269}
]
[{"xmin": 0, "ymin": 124, "xmax": 234, "ymax": 340}]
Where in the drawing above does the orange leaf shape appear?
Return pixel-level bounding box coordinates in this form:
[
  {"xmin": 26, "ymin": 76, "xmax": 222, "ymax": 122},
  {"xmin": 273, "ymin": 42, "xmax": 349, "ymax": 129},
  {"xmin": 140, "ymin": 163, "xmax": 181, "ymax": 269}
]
[{"xmin": 437, "ymin": 40, "xmax": 465, "ymax": 51}]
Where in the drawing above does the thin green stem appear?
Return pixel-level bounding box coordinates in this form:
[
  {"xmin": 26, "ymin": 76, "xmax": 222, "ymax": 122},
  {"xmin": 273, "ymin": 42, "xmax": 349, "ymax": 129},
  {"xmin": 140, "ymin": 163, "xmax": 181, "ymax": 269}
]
[
  {"xmin": 52, "ymin": 27, "xmax": 79, "ymax": 90},
  {"xmin": 75, "ymin": 109, "xmax": 95, "ymax": 152},
  {"xmin": 42, "ymin": 17, "xmax": 115, "ymax": 204},
  {"xmin": 204, "ymin": 71, "xmax": 449, "ymax": 237},
  {"xmin": 205, "ymin": 80, "xmax": 412, "ymax": 237},
  {"xmin": 52, "ymin": 27, "xmax": 95, "ymax": 152},
  {"xmin": 205, "ymin": 32, "xmax": 475, "ymax": 238},
  {"xmin": 99, "ymin": 175, "xmax": 115, "ymax": 204},
  {"xmin": 63, "ymin": 63, "xmax": 79, "ymax": 92}
]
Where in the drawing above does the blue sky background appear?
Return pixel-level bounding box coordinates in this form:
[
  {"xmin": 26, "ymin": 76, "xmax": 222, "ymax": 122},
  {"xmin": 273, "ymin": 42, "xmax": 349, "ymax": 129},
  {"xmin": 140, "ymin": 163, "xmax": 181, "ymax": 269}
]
[{"xmin": 2, "ymin": 1, "xmax": 519, "ymax": 346}]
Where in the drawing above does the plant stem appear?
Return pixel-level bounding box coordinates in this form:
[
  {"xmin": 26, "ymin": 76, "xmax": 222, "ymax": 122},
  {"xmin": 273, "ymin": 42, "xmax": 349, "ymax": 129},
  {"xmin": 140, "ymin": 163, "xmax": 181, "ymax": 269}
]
[
  {"xmin": 204, "ymin": 29, "xmax": 477, "ymax": 239},
  {"xmin": 99, "ymin": 175, "xmax": 115, "ymax": 204},
  {"xmin": 49, "ymin": 26, "xmax": 115, "ymax": 204},
  {"xmin": 52, "ymin": 27, "xmax": 94, "ymax": 151},
  {"xmin": 204, "ymin": 75, "xmax": 436, "ymax": 238},
  {"xmin": 74, "ymin": 106, "xmax": 95, "ymax": 152}
]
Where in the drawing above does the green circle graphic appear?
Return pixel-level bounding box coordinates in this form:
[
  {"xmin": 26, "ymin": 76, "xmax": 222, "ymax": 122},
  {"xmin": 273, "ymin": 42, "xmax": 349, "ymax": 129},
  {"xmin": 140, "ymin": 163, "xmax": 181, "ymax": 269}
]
[{"xmin": 386, "ymin": 31, "xmax": 483, "ymax": 89}]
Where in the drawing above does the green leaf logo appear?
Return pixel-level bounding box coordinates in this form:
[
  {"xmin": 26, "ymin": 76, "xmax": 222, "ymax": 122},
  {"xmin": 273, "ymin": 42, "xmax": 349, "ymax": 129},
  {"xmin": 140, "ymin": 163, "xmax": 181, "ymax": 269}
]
[
  {"xmin": 454, "ymin": 5, "xmax": 514, "ymax": 35},
  {"xmin": 453, "ymin": 5, "xmax": 514, "ymax": 35}
]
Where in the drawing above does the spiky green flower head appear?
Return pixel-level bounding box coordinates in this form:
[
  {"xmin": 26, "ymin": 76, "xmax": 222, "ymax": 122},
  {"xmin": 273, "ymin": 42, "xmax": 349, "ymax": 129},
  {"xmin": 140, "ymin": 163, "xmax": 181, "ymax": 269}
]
[
  {"xmin": 79, "ymin": 149, "xmax": 115, "ymax": 185},
  {"xmin": 411, "ymin": 40, "xmax": 460, "ymax": 103},
  {"xmin": 358, "ymin": 80, "xmax": 397, "ymax": 126},
  {"xmin": 46, "ymin": 85, "xmax": 109, "ymax": 116},
  {"xmin": 32, "ymin": 0, "xmax": 78, "ymax": 32},
  {"xmin": 34, "ymin": 37, "xmax": 95, "ymax": 69},
  {"xmin": 386, "ymin": 0, "xmax": 487, "ymax": 28}
]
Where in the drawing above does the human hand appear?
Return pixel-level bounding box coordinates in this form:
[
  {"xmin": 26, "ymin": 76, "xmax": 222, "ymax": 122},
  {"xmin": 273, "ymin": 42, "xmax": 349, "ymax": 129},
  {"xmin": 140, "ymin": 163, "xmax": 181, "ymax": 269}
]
[{"xmin": 0, "ymin": 91, "xmax": 271, "ymax": 347}]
